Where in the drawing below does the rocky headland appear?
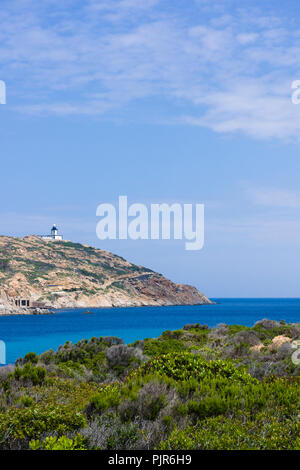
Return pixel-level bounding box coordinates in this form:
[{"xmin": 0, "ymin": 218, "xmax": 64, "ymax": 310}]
[{"xmin": 0, "ymin": 235, "xmax": 212, "ymax": 314}]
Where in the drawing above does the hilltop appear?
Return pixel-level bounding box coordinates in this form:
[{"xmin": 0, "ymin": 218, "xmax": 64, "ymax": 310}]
[{"xmin": 0, "ymin": 235, "xmax": 212, "ymax": 312}]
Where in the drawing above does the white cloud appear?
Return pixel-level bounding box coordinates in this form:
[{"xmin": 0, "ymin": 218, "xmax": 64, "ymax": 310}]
[
  {"xmin": 236, "ymin": 33, "xmax": 259, "ymax": 45},
  {"xmin": 1, "ymin": 0, "xmax": 300, "ymax": 141},
  {"xmin": 245, "ymin": 187, "xmax": 300, "ymax": 209}
]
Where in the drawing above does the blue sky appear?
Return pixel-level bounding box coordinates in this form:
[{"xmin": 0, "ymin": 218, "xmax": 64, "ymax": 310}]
[{"xmin": 1, "ymin": 0, "xmax": 300, "ymax": 297}]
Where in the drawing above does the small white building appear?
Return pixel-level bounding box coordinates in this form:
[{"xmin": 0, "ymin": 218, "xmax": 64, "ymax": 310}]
[{"xmin": 40, "ymin": 225, "xmax": 63, "ymax": 241}]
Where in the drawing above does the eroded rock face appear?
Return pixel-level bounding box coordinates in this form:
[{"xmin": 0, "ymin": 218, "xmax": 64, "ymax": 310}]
[{"xmin": 0, "ymin": 235, "xmax": 213, "ymax": 311}]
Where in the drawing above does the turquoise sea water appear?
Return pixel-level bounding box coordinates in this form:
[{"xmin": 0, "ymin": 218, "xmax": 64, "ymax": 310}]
[{"xmin": 0, "ymin": 298, "xmax": 299, "ymax": 364}]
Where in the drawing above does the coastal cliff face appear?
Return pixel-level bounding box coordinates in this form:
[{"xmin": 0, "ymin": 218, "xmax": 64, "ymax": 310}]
[{"xmin": 0, "ymin": 236, "xmax": 212, "ymax": 311}]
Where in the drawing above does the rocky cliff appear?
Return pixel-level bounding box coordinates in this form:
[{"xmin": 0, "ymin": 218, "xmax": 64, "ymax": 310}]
[{"xmin": 0, "ymin": 235, "xmax": 212, "ymax": 312}]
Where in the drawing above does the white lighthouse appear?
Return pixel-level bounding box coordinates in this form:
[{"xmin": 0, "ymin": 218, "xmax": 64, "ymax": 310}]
[
  {"xmin": 40, "ymin": 225, "xmax": 63, "ymax": 241},
  {"xmin": 51, "ymin": 225, "xmax": 58, "ymax": 237}
]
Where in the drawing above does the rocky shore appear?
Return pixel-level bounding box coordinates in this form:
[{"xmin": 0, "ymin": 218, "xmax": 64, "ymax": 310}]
[{"xmin": 0, "ymin": 304, "xmax": 53, "ymax": 315}]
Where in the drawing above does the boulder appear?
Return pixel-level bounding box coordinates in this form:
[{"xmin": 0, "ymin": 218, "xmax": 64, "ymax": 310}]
[
  {"xmin": 254, "ymin": 319, "xmax": 280, "ymax": 329},
  {"xmin": 232, "ymin": 330, "xmax": 261, "ymax": 346}
]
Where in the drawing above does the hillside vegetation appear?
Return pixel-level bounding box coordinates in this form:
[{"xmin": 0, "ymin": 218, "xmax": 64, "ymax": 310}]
[{"xmin": 0, "ymin": 319, "xmax": 299, "ymax": 450}]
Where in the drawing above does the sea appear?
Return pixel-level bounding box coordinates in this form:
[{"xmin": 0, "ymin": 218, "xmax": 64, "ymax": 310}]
[{"xmin": 0, "ymin": 298, "xmax": 299, "ymax": 364}]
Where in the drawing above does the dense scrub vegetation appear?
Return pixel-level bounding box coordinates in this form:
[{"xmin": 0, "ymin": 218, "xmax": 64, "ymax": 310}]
[{"xmin": 0, "ymin": 319, "xmax": 299, "ymax": 450}]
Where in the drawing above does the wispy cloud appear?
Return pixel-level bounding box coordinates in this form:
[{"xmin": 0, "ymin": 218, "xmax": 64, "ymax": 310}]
[
  {"xmin": 207, "ymin": 215, "xmax": 300, "ymax": 245},
  {"xmin": 1, "ymin": 0, "xmax": 300, "ymax": 140},
  {"xmin": 245, "ymin": 186, "xmax": 300, "ymax": 209}
]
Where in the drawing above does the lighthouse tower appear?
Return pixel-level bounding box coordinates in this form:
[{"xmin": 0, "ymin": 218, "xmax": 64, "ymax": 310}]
[
  {"xmin": 40, "ymin": 225, "xmax": 63, "ymax": 241},
  {"xmin": 51, "ymin": 225, "xmax": 58, "ymax": 237}
]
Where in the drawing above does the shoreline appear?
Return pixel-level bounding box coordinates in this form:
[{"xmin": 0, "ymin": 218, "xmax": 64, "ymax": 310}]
[
  {"xmin": 0, "ymin": 301, "xmax": 216, "ymax": 316},
  {"xmin": 0, "ymin": 307, "xmax": 54, "ymax": 316}
]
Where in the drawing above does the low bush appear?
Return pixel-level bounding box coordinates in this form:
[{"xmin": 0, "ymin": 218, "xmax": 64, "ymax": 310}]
[
  {"xmin": 13, "ymin": 364, "xmax": 47, "ymax": 386},
  {"xmin": 30, "ymin": 434, "xmax": 87, "ymax": 450},
  {"xmin": 139, "ymin": 353, "xmax": 256, "ymax": 384},
  {"xmin": 0, "ymin": 320, "xmax": 298, "ymax": 450},
  {"xmin": 158, "ymin": 413, "xmax": 300, "ymax": 450}
]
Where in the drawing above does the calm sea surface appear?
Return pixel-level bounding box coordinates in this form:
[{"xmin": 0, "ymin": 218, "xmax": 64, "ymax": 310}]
[{"xmin": 0, "ymin": 298, "xmax": 299, "ymax": 364}]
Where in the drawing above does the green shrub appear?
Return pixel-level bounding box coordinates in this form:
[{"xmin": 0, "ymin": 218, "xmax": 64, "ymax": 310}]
[
  {"xmin": 0, "ymin": 321, "xmax": 298, "ymax": 451},
  {"xmin": 0, "ymin": 404, "xmax": 86, "ymax": 441},
  {"xmin": 13, "ymin": 364, "xmax": 47, "ymax": 385},
  {"xmin": 88, "ymin": 386, "xmax": 120, "ymax": 415},
  {"xmin": 106, "ymin": 422, "xmax": 139, "ymax": 450},
  {"xmin": 158, "ymin": 414, "xmax": 300, "ymax": 450},
  {"xmin": 19, "ymin": 396, "xmax": 35, "ymax": 408},
  {"xmin": 139, "ymin": 353, "xmax": 255, "ymax": 384},
  {"xmin": 143, "ymin": 339, "xmax": 187, "ymax": 357},
  {"xmin": 22, "ymin": 352, "xmax": 39, "ymax": 365},
  {"xmin": 30, "ymin": 434, "xmax": 87, "ymax": 450}
]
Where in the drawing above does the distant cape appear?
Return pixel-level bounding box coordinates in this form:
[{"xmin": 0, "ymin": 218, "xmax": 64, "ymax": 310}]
[{"xmin": 0, "ymin": 235, "xmax": 213, "ymax": 313}]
